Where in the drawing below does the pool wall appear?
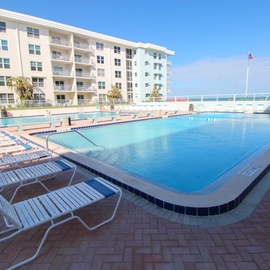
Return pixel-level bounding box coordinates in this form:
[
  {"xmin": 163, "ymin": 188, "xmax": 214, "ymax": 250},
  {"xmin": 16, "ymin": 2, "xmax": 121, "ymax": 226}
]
[{"xmin": 25, "ymin": 118, "xmax": 270, "ymax": 217}]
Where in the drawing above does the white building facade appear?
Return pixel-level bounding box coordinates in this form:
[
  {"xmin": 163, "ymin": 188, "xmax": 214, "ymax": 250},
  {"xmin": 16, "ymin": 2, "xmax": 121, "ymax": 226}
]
[{"xmin": 0, "ymin": 8, "xmax": 174, "ymax": 106}]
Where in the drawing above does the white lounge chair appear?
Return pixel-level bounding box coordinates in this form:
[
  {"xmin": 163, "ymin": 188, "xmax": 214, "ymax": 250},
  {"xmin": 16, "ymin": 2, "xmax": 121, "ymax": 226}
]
[
  {"xmin": 0, "ymin": 143, "xmax": 38, "ymax": 155},
  {"xmin": 0, "ymin": 150, "xmax": 52, "ymax": 171},
  {"xmin": 0, "ymin": 138, "xmax": 25, "ymax": 148},
  {"xmin": 0, "ymin": 159, "xmax": 76, "ymax": 202},
  {"xmin": 0, "ymin": 177, "xmax": 122, "ymax": 270}
]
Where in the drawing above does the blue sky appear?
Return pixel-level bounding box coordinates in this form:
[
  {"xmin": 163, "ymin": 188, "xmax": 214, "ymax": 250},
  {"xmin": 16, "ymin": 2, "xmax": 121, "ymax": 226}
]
[{"xmin": 1, "ymin": 0, "xmax": 270, "ymax": 96}]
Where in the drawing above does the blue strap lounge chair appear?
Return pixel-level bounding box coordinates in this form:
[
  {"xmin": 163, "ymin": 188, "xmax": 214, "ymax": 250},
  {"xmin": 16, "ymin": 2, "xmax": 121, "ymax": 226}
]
[
  {"xmin": 0, "ymin": 159, "xmax": 76, "ymax": 202},
  {"xmin": 0, "ymin": 177, "xmax": 122, "ymax": 270},
  {"xmin": 0, "ymin": 150, "xmax": 52, "ymax": 171},
  {"xmin": 0, "ymin": 143, "xmax": 38, "ymax": 156}
]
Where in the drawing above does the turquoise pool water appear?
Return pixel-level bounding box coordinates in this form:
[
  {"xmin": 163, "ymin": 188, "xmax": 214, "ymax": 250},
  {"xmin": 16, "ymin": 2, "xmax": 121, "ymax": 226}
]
[
  {"xmin": 39, "ymin": 113, "xmax": 270, "ymax": 193},
  {"xmin": 0, "ymin": 112, "xmax": 115, "ymax": 126}
]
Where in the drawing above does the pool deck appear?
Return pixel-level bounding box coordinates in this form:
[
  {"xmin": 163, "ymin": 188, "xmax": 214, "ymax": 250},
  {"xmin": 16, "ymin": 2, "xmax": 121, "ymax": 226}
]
[
  {"xmin": 1, "ymin": 161, "xmax": 270, "ymax": 269},
  {"xmin": 1, "ymin": 110, "xmax": 270, "ymax": 269}
]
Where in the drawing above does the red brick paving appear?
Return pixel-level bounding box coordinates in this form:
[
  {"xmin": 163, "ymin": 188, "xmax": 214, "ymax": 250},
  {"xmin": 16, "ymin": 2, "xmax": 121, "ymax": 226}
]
[{"xmin": 1, "ymin": 167, "xmax": 270, "ymax": 270}]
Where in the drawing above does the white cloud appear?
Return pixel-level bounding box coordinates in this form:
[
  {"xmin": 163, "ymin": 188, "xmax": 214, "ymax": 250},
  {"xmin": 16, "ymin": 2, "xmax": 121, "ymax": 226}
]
[{"xmin": 170, "ymin": 56, "xmax": 270, "ymax": 96}]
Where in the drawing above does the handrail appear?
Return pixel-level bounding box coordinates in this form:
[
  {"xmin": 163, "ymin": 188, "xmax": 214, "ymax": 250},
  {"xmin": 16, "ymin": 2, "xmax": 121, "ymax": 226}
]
[
  {"xmin": 77, "ymin": 107, "xmax": 85, "ymax": 113},
  {"xmin": 46, "ymin": 130, "xmax": 105, "ymax": 152}
]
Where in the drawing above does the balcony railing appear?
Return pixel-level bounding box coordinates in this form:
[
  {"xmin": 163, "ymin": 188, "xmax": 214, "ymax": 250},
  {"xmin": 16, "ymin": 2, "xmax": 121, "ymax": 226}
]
[
  {"xmin": 51, "ymin": 54, "xmax": 71, "ymax": 61},
  {"xmin": 76, "ymin": 71, "xmax": 91, "ymax": 78},
  {"xmin": 76, "ymin": 86, "xmax": 97, "ymax": 93},
  {"xmin": 167, "ymin": 70, "xmax": 172, "ymax": 75},
  {"xmin": 74, "ymin": 41, "xmax": 90, "ymax": 50},
  {"xmin": 53, "ymin": 84, "xmax": 73, "ymax": 91},
  {"xmin": 167, "ymin": 60, "xmax": 172, "ymax": 66},
  {"xmin": 74, "ymin": 56, "xmax": 90, "ymax": 64},
  {"xmin": 52, "ymin": 70, "xmax": 72, "ymax": 76},
  {"xmin": 167, "ymin": 79, "xmax": 172, "ymax": 84},
  {"xmin": 50, "ymin": 37, "xmax": 71, "ymax": 47}
]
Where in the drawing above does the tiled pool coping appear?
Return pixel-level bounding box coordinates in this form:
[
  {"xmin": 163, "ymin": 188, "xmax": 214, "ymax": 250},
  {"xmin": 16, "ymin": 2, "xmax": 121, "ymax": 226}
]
[{"xmin": 25, "ymin": 118, "xmax": 270, "ymax": 217}]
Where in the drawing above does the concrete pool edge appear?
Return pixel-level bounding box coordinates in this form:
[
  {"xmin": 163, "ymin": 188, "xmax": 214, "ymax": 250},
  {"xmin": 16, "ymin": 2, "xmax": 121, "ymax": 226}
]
[{"xmin": 24, "ymin": 126, "xmax": 270, "ymax": 217}]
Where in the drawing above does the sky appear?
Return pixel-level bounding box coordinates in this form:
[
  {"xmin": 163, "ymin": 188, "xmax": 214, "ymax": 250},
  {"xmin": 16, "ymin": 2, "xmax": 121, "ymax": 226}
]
[{"xmin": 1, "ymin": 0, "xmax": 270, "ymax": 96}]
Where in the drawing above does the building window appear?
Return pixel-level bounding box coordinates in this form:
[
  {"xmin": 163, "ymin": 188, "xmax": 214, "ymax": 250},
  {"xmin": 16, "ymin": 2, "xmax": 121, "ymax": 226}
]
[
  {"xmin": 30, "ymin": 61, "xmax": 42, "ymax": 71},
  {"xmin": 114, "ymin": 46, "xmax": 120, "ymax": 54},
  {"xmin": 115, "ymin": 71, "xmax": 121, "ymax": 78},
  {"xmin": 0, "ymin": 58, "xmax": 10, "ymax": 69},
  {"xmin": 159, "ymin": 54, "xmax": 162, "ymax": 60},
  {"xmin": 0, "ymin": 40, "xmax": 8, "ymax": 51},
  {"xmin": 99, "ymin": 94, "xmax": 107, "ymax": 102},
  {"xmin": 154, "ymin": 63, "xmax": 157, "ymax": 70},
  {"xmin": 27, "ymin": 27, "xmax": 39, "ymax": 38},
  {"xmin": 0, "ymin": 21, "xmax": 6, "ymax": 33},
  {"xmin": 115, "ymin": 58, "xmax": 121, "ymax": 66},
  {"xmin": 134, "ymin": 72, "xmax": 137, "ymax": 77},
  {"xmin": 97, "ymin": 56, "xmax": 104, "ymax": 64},
  {"xmin": 127, "ymin": 71, "xmax": 132, "ymax": 81},
  {"xmin": 96, "ymin": 42, "xmax": 104, "ymax": 50},
  {"xmin": 98, "ymin": 81, "xmax": 105, "ymax": 89},
  {"xmin": 97, "ymin": 68, "xmax": 105, "ymax": 76},
  {"xmin": 134, "ymin": 61, "xmax": 137, "ymax": 66},
  {"xmin": 115, "ymin": 83, "xmax": 122, "ymax": 89},
  {"xmin": 54, "ymin": 81, "xmax": 64, "ymax": 90},
  {"xmin": 0, "ymin": 93, "xmax": 14, "ymax": 103},
  {"xmin": 0, "ymin": 76, "xmax": 11, "ymax": 86},
  {"xmin": 28, "ymin": 44, "xmax": 41, "ymax": 55},
  {"xmin": 145, "ymin": 72, "xmax": 149, "ymax": 77},
  {"xmin": 145, "ymin": 83, "xmax": 150, "ymax": 87},
  {"xmin": 153, "ymin": 53, "xmax": 157, "ymax": 59},
  {"xmin": 32, "ymin": 78, "xmax": 44, "ymax": 87},
  {"xmin": 53, "ymin": 66, "xmax": 63, "ymax": 75},
  {"xmin": 135, "ymin": 83, "xmax": 138, "ymax": 87},
  {"xmin": 78, "ymin": 94, "xmax": 84, "ymax": 104},
  {"xmin": 145, "ymin": 61, "xmax": 149, "ymax": 65}
]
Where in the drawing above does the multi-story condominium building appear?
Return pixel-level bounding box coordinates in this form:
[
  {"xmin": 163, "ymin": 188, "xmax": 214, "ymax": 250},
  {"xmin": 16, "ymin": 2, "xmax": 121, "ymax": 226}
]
[{"xmin": 0, "ymin": 8, "xmax": 174, "ymax": 106}]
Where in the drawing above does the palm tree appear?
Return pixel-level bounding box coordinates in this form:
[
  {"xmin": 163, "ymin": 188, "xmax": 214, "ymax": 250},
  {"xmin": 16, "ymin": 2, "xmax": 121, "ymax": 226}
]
[
  {"xmin": 7, "ymin": 76, "xmax": 34, "ymax": 104},
  {"xmin": 147, "ymin": 85, "xmax": 163, "ymax": 102},
  {"xmin": 107, "ymin": 84, "xmax": 122, "ymax": 109}
]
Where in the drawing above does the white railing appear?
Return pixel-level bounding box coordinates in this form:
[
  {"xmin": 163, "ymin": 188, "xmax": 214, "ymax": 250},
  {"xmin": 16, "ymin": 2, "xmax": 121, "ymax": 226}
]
[
  {"xmin": 74, "ymin": 56, "xmax": 90, "ymax": 64},
  {"xmin": 51, "ymin": 54, "xmax": 71, "ymax": 61},
  {"xmin": 50, "ymin": 37, "xmax": 71, "ymax": 47},
  {"xmin": 52, "ymin": 70, "xmax": 72, "ymax": 76},
  {"xmin": 166, "ymin": 93, "xmax": 270, "ymax": 102},
  {"xmin": 73, "ymin": 41, "xmax": 90, "ymax": 50}
]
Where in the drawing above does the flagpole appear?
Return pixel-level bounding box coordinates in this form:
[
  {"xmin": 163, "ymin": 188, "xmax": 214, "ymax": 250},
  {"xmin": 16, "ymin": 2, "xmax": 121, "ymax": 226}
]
[
  {"xmin": 245, "ymin": 54, "xmax": 250, "ymax": 97},
  {"xmin": 245, "ymin": 52, "xmax": 254, "ymax": 97}
]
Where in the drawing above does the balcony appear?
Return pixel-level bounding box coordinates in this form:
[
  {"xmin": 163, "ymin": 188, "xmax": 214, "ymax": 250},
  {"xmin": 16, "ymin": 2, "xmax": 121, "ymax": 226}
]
[
  {"xmin": 74, "ymin": 41, "xmax": 91, "ymax": 51},
  {"xmin": 52, "ymin": 70, "xmax": 72, "ymax": 77},
  {"xmin": 167, "ymin": 60, "xmax": 172, "ymax": 66},
  {"xmin": 51, "ymin": 54, "xmax": 71, "ymax": 61},
  {"xmin": 53, "ymin": 84, "xmax": 73, "ymax": 91},
  {"xmin": 50, "ymin": 37, "xmax": 71, "ymax": 47},
  {"xmin": 74, "ymin": 56, "xmax": 90, "ymax": 64},
  {"xmin": 76, "ymin": 86, "xmax": 97, "ymax": 94},
  {"xmin": 167, "ymin": 70, "xmax": 172, "ymax": 75},
  {"xmin": 167, "ymin": 88, "xmax": 172, "ymax": 93},
  {"xmin": 167, "ymin": 79, "xmax": 172, "ymax": 84},
  {"xmin": 76, "ymin": 72, "xmax": 95, "ymax": 79}
]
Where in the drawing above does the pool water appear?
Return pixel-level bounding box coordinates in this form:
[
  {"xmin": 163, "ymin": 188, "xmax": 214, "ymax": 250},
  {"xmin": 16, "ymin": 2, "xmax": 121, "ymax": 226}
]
[
  {"xmin": 40, "ymin": 113, "xmax": 270, "ymax": 193},
  {"xmin": 0, "ymin": 112, "xmax": 115, "ymax": 126}
]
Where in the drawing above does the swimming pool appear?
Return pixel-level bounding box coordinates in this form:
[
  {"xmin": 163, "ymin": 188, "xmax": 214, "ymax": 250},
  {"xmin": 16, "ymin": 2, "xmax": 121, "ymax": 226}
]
[
  {"xmin": 0, "ymin": 111, "xmax": 115, "ymax": 126},
  {"xmin": 39, "ymin": 113, "xmax": 270, "ymax": 193}
]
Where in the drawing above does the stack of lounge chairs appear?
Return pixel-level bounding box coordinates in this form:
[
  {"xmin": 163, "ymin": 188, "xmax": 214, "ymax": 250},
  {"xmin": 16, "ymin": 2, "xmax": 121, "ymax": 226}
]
[{"xmin": 0, "ymin": 130, "xmax": 122, "ymax": 269}]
